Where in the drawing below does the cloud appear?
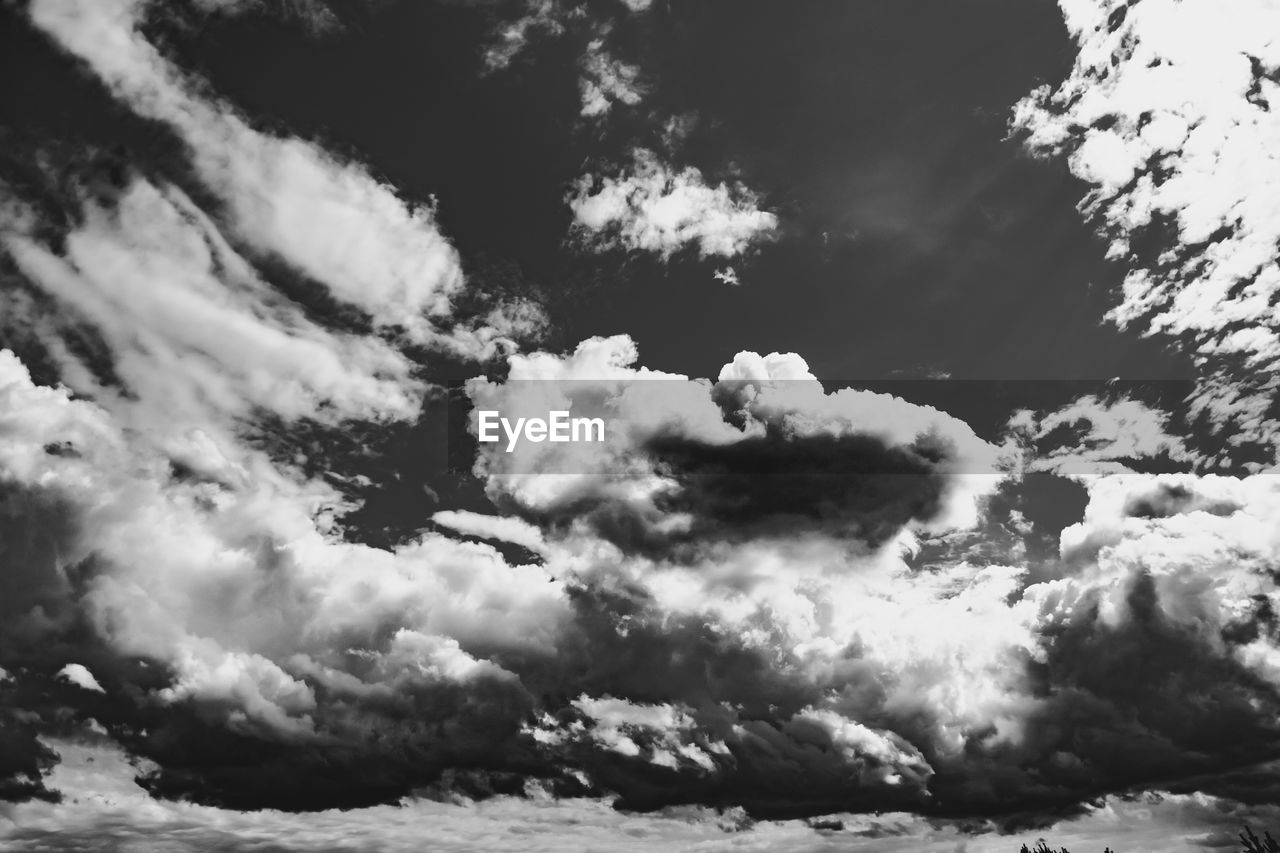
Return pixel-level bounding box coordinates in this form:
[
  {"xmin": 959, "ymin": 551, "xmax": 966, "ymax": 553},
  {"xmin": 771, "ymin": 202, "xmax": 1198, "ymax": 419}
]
[
  {"xmin": 0, "ymin": 738, "xmax": 1082, "ymax": 853},
  {"xmin": 0, "ymin": 0, "xmax": 555, "ymax": 816},
  {"xmin": 0, "ymin": 342, "xmax": 570, "ymax": 808},
  {"xmin": 0, "ymin": 3, "xmax": 568, "ymax": 810},
  {"xmin": 481, "ymin": 0, "xmax": 569, "ymax": 72},
  {"xmin": 579, "ymin": 39, "xmax": 645, "ymax": 118},
  {"xmin": 1008, "ymin": 394, "xmax": 1193, "ymax": 476},
  {"xmin": 569, "ymin": 149, "xmax": 779, "ymax": 260},
  {"xmin": 7, "ymin": 309, "xmax": 1280, "ymax": 828},
  {"xmin": 179, "ymin": 0, "xmax": 344, "ymax": 35},
  {"xmin": 3, "ymin": 196, "xmax": 1280, "ymax": 828},
  {"xmin": 431, "ymin": 509, "xmax": 548, "ymax": 554},
  {"xmin": 27, "ymin": 0, "xmax": 541, "ymax": 357},
  {"xmin": 527, "ymin": 694, "xmax": 934, "ymax": 817},
  {"xmin": 467, "ymin": 336, "xmax": 1006, "ymax": 561},
  {"xmin": 1012, "ymin": 0, "xmax": 1280, "ymax": 456},
  {"xmin": 0, "ymin": 176, "xmax": 424, "ymax": 432},
  {"xmin": 713, "ymin": 267, "xmax": 740, "ymax": 286},
  {"xmin": 10, "ymin": 739, "xmax": 1272, "ymax": 851},
  {"xmin": 56, "ymin": 664, "xmax": 105, "ymax": 694}
]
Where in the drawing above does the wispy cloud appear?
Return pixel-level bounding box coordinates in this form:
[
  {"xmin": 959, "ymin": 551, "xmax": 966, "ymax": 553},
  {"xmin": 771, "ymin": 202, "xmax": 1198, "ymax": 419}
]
[
  {"xmin": 28, "ymin": 0, "xmax": 542, "ymax": 357},
  {"xmin": 1013, "ymin": 0, "xmax": 1280, "ymax": 459},
  {"xmin": 579, "ymin": 39, "xmax": 645, "ymax": 118}
]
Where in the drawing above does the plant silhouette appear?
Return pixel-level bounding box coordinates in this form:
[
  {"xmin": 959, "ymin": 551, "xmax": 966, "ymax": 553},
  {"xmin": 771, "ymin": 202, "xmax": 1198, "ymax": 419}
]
[
  {"xmin": 1018, "ymin": 824, "xmax": 1278, "ymax": 853},
  {"xmin": 1018, "ymin": 841, "xmax": 1114, "ymax": 853},
  {"xmin": 1240, "ymin": 825, "xmax": 1280, "ymax": 853}
]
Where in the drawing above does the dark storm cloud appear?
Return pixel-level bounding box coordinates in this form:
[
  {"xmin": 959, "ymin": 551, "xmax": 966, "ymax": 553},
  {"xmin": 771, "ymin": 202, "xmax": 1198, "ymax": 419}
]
[
  {"xmin": 922, "ymin": 573, "xmax": 1280, "ymax": 828},
  {"xmin": 512, "ymin": 582, "xmax": 937, "ymax": 819},
  {"xmin": 648, "ymin": 429, "xmax": 951, "ymax": 527},
  {"xmin": 1122, "ymin": 481, "xmax": 1241, "ymax": 520},
  {"xmin": 0, "ymin": 490, "xmax": 544, "ymax": 813},
  {"xmin": 661, "ymin": 429, "xmax": 949, "ymax": 551},
  {"xmin": 536, "ymin": 706, "xmax": 935, "ymax": 820},
  {"xmin": 469, "ymin": 343, "xmax": 1003, "ymax": 567},
  {"xmin": 0, "ymin": 707, "xmax": 61, "ymax": 804},
  {"xmin": 519, "ymin": 553, "xmax": 1280, "ymax": 827},
  {"xmin": 119, "ymin": 667, "xmax": 539, "ymax": 811},
  {"xmin": 531, "ymin": 581, "xmax": 817, "ymax": 714},
  {"xmin": 0, "ymin": 479, "xmax": 138, "ymax": 805},
  {"xmin": 497, "ymin": 426, "xmax": 955, "ymax": 560}
]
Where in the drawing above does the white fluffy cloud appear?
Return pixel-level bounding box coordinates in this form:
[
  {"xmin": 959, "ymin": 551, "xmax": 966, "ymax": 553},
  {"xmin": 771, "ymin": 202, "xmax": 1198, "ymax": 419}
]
[
  {"xmin": 579, "ymin": 40, "xmax": 644, "ymax": 118},
  {"xmin": 569, "ymin": 149, "xmax": 778, "ymax": 260},
  {"xmin": 467, "ymin": 335, "xmax": 1006, "ymax": 551},
  {"xmin": 56, "ymin": 663, "xmax": 106, "ymax": 694},
  {"xmin": 1013, "ymin": 0, "xmax": 1280, "ymax": 455},
  {"xmin": 0, "ymin": 347, "xmax": 565, "ymax": 738}
]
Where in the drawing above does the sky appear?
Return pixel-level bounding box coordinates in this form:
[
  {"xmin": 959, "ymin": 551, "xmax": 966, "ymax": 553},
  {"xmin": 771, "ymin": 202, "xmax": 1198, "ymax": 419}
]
[{"xmin": 1, "ymin": 0, "xmax": 1280, "ymax": 851}]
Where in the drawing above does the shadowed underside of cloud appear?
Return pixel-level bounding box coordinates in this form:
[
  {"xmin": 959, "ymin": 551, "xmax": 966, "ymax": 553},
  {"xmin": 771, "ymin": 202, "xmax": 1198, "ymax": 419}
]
[
  {"xmin": 513, "ymin": 429, "xmax": 955, "ymax": 561},
  {"xmin": 466, "ymin": 337, "xmax": 1001, "ymax": 562},
  {"xmin": 645, "ymin": 431, "xmax": 951, "ymax": 538}
]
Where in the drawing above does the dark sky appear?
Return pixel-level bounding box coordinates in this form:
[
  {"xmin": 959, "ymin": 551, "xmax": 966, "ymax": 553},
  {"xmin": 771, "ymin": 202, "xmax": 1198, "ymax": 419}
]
[{"xmin": 0, "ymin": 0, "xmax": 1188, "ymax": 382}]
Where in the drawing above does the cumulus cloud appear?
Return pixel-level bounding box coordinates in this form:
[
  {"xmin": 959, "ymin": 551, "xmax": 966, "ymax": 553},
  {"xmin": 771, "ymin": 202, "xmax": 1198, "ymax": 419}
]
[
  {"xmin": 8, "ymin": 305, "xmax": 1280, "ymax": 829},
  {"xmin": 579, "ymin": 39, "xmax": 645, "ymax": 118},
  {"xmin": 467, "ymin": 336, "xmax": 1006, "ymax": 561},
  {"xmin": 569, "ymin": 149, "xmax": 779, "ymax": 260},
  {"xmin": 462, "ymin": 340, "xmax": 1280, "ymax": 826},
  {"xmin": 1012, "ymin": 0, "xmax": 1280, "ymax": 456},
  {"xmin": 0, "ymin": 341, "xmax": 569, "ymax": 808},
  {"xmin": 56, "ymin": 664, "xmax": 106, "ymax": 694}
]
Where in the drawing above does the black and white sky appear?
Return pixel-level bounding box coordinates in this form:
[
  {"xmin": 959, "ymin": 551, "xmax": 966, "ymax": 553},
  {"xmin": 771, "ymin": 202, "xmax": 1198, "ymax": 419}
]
[{"xmin": 2, "ymin": 1, "xmax": 1280, "ymax": 851}]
